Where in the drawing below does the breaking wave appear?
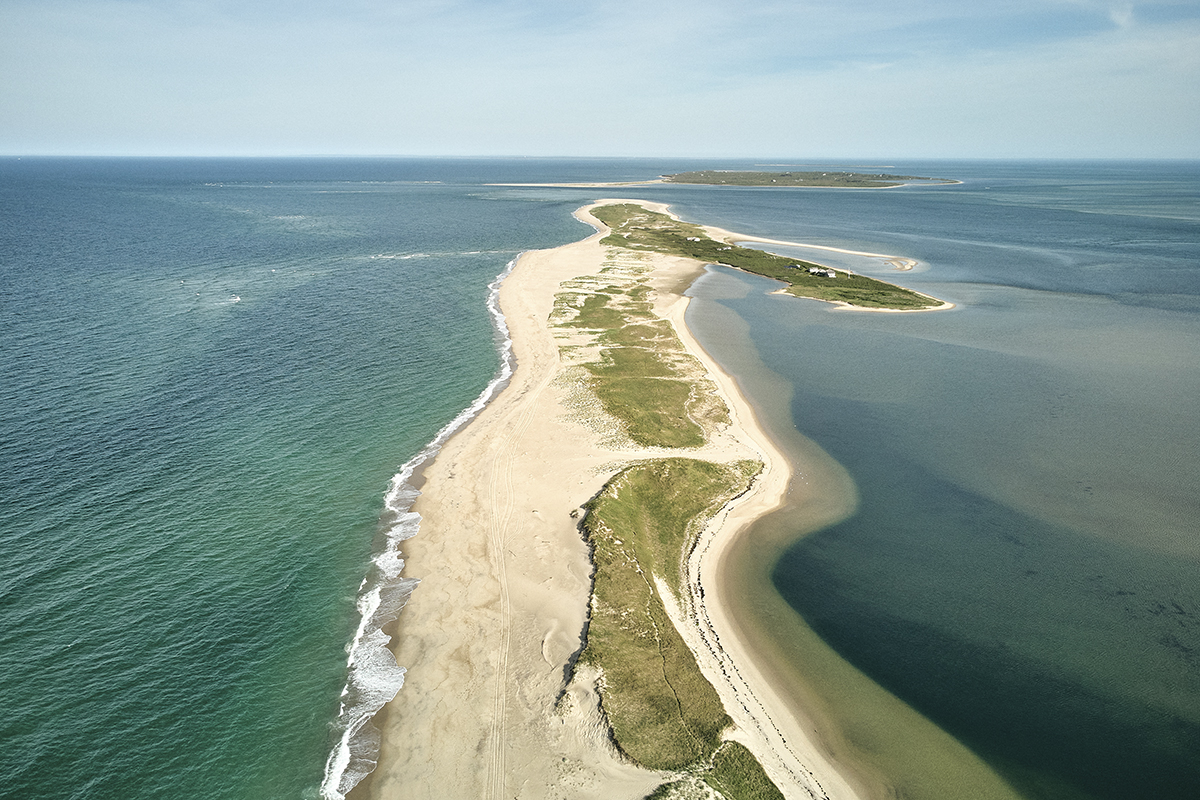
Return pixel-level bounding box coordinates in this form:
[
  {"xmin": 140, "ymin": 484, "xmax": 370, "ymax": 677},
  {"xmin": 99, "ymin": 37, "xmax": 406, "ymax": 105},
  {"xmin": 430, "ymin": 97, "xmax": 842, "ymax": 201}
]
[{"xmin": 319, "ymin": 257, "xmax": 519, "ymax": 799}]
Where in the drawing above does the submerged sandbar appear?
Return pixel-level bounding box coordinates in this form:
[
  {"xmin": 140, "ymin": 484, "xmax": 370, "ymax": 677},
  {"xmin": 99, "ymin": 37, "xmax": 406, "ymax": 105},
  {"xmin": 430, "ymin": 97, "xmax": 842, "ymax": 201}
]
[{"xmin": 661, "ymin": 170, "xmax": 959, "ymax": 188}]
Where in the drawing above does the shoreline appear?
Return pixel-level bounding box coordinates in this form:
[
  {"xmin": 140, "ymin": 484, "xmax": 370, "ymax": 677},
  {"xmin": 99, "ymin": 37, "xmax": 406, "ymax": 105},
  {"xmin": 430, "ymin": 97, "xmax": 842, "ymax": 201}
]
[
  {"xmin": 706, "ymin": 231, "xmax": 921, "ymax": 270},
  {"xmin": 485, "ymin": 179, "xmax": 962, "ymax": 190},
  {"xmin": 680, "ymin": 261, "xmax": 1029, "ymax": 800},
  {"xmin": 321, "ymin": 259, "xmax": 520, "ymax": 800},
  {"xmin": 696, "ymin": 226, "xmax": 955, "ymax": 312},
  {"xmin": 654, "ymin": 249, "xmax": 864, "ymax": 798},
  {"xmin": 357, "ymin": 200, "xmax": 866, "ymax": 799}
]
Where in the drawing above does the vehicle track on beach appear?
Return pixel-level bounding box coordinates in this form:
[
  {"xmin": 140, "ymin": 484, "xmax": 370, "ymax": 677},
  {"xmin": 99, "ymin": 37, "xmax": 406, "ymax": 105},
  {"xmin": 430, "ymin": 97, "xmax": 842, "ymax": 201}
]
[
  {"xmin": 485, "ymin": 407, "xmax": 517, "ymax": 798},
  {"xmin": 484, "ymin": 338, "xmax": 559, "ymax": 799}
]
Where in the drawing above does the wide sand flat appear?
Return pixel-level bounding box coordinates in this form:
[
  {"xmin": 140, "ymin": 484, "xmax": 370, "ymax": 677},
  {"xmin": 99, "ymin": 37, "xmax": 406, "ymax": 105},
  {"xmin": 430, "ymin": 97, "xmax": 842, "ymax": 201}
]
[{"xmin": 361, "ymin": 201, "xmax": 862, "ymax": 800}]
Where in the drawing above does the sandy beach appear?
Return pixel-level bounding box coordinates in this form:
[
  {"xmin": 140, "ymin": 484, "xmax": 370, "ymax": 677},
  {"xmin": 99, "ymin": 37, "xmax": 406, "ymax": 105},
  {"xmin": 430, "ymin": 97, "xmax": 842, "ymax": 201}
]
[{"xmin": 358, "ymin": 201, "xmax": 864, "ymax": 800}]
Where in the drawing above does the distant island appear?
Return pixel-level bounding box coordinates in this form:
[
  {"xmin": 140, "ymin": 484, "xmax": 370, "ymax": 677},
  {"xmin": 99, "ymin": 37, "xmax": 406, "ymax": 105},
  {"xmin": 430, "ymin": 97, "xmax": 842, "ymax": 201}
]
[{"xmin": 661, "ymin": 170, "xmax": 958, "ymax": 188}]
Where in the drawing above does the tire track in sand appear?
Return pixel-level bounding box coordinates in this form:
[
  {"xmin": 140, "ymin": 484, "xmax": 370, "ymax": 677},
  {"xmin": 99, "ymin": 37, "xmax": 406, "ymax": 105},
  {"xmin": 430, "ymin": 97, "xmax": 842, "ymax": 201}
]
[{"xmin": 484, "ymin": 353, "xmax": 558, "ymax": 799}]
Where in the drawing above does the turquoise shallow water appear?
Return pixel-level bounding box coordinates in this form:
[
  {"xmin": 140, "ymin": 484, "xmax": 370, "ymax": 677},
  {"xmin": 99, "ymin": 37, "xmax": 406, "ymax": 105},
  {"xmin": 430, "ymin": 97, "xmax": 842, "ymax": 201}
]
[{"xmin": 3, "ymin": 158, "xmax": 1197, "ymax": 800}]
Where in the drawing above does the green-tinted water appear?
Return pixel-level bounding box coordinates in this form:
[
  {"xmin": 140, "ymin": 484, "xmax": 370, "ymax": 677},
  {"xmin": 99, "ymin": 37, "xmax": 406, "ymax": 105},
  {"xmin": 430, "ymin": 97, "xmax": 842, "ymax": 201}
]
[
  {"xmin": 682, "ymin": 162, "xmax": 1200, "ymax": 799},
  {"xmin": 4, "ymin": 158, "xmax": 1196, "ymax": 800},
  {"xmin": 0, "ymin": 158, "xmax": 593, "ymax": 799}
]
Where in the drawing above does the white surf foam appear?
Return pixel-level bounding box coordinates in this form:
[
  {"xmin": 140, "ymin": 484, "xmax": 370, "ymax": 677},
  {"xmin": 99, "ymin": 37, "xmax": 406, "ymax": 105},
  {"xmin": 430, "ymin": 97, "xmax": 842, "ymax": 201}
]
[{"xmin": 319, "ymin": 256, "xmax": 518, "ymax": 800}]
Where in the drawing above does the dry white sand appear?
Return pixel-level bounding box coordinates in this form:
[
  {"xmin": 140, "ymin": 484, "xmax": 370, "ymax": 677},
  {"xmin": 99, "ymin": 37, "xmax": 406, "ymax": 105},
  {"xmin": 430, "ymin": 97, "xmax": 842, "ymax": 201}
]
[{"xmin": 361, "ymin": 201, "xmax": 864, "ymax": 800}]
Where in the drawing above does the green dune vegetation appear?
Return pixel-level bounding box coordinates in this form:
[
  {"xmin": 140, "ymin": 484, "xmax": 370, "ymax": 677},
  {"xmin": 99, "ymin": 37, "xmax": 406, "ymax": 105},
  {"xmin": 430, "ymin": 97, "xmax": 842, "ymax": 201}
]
[
  {"xmin": 581, "ymin": 460, "xmax": 769, "ymax": 786},
  {"xmin": 591, "ymin": 203, "xmax": 943, "ymax": 310},
  {"xmin": 561, "ymin": 287, "xmax": 710, "ymax": 448},
  {"xmin": 551, "ymin": 240, "xmax": 784, "ymax": 799},
  {"xmin": 662, "ymin": 170, "xmax": 956, "ymax": 188},
  {"xmin": 583, "ymin": 460, "xmax": 786, "ymax": 800}
]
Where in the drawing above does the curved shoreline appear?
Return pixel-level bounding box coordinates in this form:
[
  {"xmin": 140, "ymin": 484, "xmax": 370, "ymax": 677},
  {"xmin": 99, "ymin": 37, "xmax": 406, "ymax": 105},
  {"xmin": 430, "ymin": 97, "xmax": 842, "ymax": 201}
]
[
  {"xmin": 485, "ymin": 179, "xmax": 962, "ymax": 190},
  {"xmin": 695, "ymin": 226, "xmax": 955, "ymax": 312},
  {"xmin": 705, "ymin": 230, "xmax": 920, "ymax": 269},
  {"xmin": 321, "ymin": 258, "xmax": 520, "ymax": 800},
  {"xmin": 359, "ymin": 200, "xmax": 867, "ymax": 799},
  {"xmin": 654, "ymin": 245, "xmax": 863, "ymax": 799}
]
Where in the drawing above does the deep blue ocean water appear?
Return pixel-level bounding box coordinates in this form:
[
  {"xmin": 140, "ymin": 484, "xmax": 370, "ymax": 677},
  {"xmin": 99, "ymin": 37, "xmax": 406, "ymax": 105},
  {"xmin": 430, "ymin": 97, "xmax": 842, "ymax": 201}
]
[{"xmin": 2, "ymin": 158, "xmax": 1197, "ymax": 800}]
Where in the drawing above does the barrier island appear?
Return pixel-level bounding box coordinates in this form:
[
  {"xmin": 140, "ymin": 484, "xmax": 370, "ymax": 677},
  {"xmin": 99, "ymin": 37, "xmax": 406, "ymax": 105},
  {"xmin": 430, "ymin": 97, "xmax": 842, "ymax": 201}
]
[
  {"xmin": 591, "ymin": 203, "xmax": 947, "ymax": 310},
  {"xmin": 362, "ymin": 199, "xmax": 946, "ymax": 800},
  {"xmin": 662, "ymin": 171, "xmax": 957, "ymax": 188}
]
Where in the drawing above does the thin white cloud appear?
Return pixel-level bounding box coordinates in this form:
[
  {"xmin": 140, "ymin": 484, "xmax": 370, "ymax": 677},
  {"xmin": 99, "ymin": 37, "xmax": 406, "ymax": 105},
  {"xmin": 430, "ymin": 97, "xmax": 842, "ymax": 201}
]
[
  {"xmin": 0, "ymin": 0, "xmax": 1197, "ymax": 155},
  {"xmin": 1108, "ymin": 3, "xmax": 1136, "ymax": 26}
]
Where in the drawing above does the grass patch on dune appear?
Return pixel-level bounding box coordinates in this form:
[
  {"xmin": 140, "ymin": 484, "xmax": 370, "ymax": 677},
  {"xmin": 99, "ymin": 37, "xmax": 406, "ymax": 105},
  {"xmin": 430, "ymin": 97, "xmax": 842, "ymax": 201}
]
[
  {"xmin": 589, "ymin": 346, "xmax": 676, "ymax": 378},
  {"xmin": 568, "ymin": 292, "xmax": 626, "ymax": 329},
  {"xmin": 580, "ymin": 459, "xmax": 759, "ymax": 770},
  {"xmin": 553, "ymin": 240, "xmax": 783, "ymax": 799},
  {"xmin": 587, "ymin": 374, "xmax": 703, "ymax": 449},
  {"xmin": 591, "ymin": 203, "xmax": 941, "ymax": 310},
  {"xmin": 704, "ymin": 741, "xmax": 787, "ymax": 800},
  {"xmin": 605, "ymin": 320, "xmax": 676, "ymax": 347},
  {"xmin": 555, "ymin": 280, "xmax": 723, "ymax": 447}
]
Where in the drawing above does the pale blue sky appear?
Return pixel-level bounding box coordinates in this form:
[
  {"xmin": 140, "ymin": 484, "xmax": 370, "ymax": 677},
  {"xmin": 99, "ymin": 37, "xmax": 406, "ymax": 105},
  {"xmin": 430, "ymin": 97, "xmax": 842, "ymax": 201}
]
[{"xmin": 2, "ymin": 0, "xmax": 1198, "ymax": 157}]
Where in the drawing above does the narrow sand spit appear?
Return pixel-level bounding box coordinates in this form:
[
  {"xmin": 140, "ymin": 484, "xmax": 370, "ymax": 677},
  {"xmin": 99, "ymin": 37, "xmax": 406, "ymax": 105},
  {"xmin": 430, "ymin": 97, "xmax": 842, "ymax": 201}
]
[
  {"xmin": 698, "ymin": 226, "xmax": 954, "ymax": 312},
  {"xmin": 361, "ymin": 201, "xmax": 863, "ymax": 800},
  {"xmin": 701, "ymin": 228, "xmax": 915, "ymax": 267}
]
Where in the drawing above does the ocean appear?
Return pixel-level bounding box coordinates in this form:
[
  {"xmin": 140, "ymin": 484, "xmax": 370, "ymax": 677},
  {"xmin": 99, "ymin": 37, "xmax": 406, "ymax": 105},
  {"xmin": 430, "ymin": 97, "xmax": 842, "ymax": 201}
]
[{"xmin": 1, "ymin": 158, "xmax": 1196, "ymax": 800}]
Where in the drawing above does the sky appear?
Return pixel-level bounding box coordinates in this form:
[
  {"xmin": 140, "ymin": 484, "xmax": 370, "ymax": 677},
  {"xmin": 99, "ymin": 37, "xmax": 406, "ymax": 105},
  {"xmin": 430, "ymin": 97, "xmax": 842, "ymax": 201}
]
[{"xmin": 2, "ymin": 0, "xmax": 1198, "ymax": 158}]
